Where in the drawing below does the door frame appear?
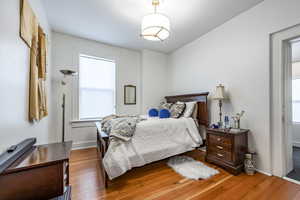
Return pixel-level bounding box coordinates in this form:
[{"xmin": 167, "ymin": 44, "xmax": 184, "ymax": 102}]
[{"xmin": 270, "ymin": 24, "xmax": 300, "ymax": 177}]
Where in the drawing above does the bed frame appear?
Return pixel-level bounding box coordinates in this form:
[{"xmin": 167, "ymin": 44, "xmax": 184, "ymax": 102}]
[
  {"xmin": 165, "ymin": 92, "xmax": 209, "ymax": 127},
  {"xmin": 95, "ymin": 92, "xmax": 209, "ymax": 187}
]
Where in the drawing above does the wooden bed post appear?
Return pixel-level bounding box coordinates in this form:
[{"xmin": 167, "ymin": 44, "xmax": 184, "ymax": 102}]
[{"xmin": 95, "ymin": 122, "xmax": 110, "ymax": 188}]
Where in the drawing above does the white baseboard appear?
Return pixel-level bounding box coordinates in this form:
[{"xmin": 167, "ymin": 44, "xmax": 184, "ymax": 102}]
[
  {"xmin": 293, "ymin": 142, "xmax": 300, "ymax": 148},
  {"xmin": 255, "ymin": 169, "xmax": 272, "ymax": 176},
  {"xmin": 72, "ymin": 140, "xmax": 96, "ymax": 150},
  {"xmin": 283, "ymin": 177, "xmax": 300, "ymax": 185}
]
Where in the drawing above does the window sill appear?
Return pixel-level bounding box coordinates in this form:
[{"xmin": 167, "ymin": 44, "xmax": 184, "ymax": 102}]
[{"xmin": 70, "ymin": 118, "xmax": 102, "ymax": 124}]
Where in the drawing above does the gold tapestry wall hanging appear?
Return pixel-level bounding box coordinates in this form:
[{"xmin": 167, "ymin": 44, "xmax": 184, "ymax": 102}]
[{"xmin": 20, "ymin": 0, "xmax": 48, "ymax": 121}]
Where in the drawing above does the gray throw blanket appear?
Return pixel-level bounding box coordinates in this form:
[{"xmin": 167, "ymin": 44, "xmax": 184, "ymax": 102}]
[{"xmin": 101, "ymin": 115, "xmax": 145, "ymax": 144}]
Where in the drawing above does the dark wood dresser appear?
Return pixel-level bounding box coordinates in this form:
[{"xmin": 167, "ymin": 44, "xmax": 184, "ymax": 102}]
[
  {"xmin": 0, "ymin": 142, "xmax": 72, "ymax": 200},
  {"xmin": 206, "ymin": 128, "xmax": 248, "ymax": 175}
]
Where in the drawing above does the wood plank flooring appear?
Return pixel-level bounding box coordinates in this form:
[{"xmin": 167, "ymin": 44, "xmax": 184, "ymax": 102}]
[{"xmin": 69, "ymin": 148, "xmax": 300, "ymax": 200}]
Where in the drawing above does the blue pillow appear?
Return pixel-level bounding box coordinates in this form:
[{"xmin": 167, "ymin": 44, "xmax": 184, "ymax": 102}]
[
  {"xmin": 148, "ymin": 108, "xmax": 159, "ymax": 117},
  {"xmin": 159, "ymin": 109, "xmax": 171, "ymax": 118}
]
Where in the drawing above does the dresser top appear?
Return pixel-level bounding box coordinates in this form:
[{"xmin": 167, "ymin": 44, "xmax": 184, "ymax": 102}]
[
  {"xmin": 207, "ymin": 128, "xmax": 249, "ymax": 135},
  {"xmin": 3, "ymin": 142, "xmax": 72, "ymax": 174}
]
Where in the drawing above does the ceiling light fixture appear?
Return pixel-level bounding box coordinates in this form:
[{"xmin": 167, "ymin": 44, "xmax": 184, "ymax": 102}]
[{"xmin": 141, "ymin": 0, "xmax": 170, "ymax": 41}]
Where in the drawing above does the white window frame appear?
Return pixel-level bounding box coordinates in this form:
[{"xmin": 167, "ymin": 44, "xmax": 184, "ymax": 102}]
[
  {"xmin": 292, "ymin": 78, "xmax": 300, "ymax": 123},
  {"xmin": 78, "ymin": 54, "xmax": 116, "ymax": 120},
  {"xmin": 292, "ymin": 100, "xmax": 300, "ymax": 123}
]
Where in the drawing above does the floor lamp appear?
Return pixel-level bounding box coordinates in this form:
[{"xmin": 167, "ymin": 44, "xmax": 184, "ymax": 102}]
[{"xmin": 60, "ymin": 69, "xmax": 77, "ymax": 142}]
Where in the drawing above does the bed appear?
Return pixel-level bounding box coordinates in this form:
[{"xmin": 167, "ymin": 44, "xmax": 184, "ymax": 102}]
[{"xmin": 95, "ymin": 92, "xmax": 209, "ymax": 187}]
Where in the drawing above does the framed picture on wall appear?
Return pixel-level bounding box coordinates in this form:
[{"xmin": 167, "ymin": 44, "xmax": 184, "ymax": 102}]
[{"xmin": 124, "ymin": 85, "xmax": 136, "ymax": 105}]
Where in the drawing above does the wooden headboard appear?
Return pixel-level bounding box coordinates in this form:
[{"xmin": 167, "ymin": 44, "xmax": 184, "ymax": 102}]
[{"xmin": 165, "ymin": 92, "xmax": 209, "ymax": 127}]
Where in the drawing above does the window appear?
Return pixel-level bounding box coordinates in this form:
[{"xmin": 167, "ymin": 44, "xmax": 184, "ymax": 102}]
[
  {"xmin": 293, "ymin": 79, "xmax": 300, "ymax": 122},
  {"xmin": 79, "ymin": 55, "xmax": 116, "ymax": 119}
]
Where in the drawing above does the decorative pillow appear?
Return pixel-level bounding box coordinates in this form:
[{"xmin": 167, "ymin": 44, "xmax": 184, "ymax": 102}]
[
  {"xmin": 170, "ymin": 102, "xmax": 186, "ymax": 118},
  {"xmin": 159, "ymin": 102, "xmax": 173, "ymax": 110},
  {"xmin": 159, "ymin": 109, "xmax": 171, "ymax": 118},
  {"xmin": 148, "ymin": 108, "xmax": 159, "ymax": 117},
  {"xmin": 182, "ymin": 101, "xmax": 197, "ymax": 118},
  {"xmin": 192, "ymin": 103, "xmax": 198, "ymax": 119}
]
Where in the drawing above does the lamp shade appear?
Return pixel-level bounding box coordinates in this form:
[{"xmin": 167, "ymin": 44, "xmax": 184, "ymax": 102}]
[
  {"xmin": 213, "ymin": 84, "xmax": 226, "ymax": 100},
  {"xmin": 141, "ymin": 13, "xmax": 170, "ymax": 41}
]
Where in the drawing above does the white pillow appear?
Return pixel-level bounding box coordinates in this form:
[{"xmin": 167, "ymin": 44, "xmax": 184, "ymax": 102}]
[{"xmin": 183, "ymin": 101, "xmax": 197, "ymax": 118}]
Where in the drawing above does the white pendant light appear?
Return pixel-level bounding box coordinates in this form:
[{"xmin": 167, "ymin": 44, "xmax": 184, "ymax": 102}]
[{"xmin": 141, "ymin": 0, "xmax": 170, "ymax": 41}]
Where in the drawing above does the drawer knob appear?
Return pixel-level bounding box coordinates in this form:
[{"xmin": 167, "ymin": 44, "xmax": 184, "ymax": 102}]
[
  {"xmin": 217, "ymin": 138, "xmax": 221, "ymax": 141},
  {"xmin": 216, "ymin": 145, "xmax": 223, "ymax": 150},
  {"xmin": 217, "ymin": 153, "xmax": 224, "ymax": 157}
]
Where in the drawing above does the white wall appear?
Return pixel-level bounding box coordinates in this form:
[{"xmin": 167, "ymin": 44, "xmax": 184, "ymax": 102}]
[
  {"xmin": 0, "ymin": 0, "xmax": 52, "ymax": 152},
  {"xmin": 51, "ymin": 32, "xmax": 142, "ymax": 148},
  {"xmin": 141, "ymin": 50, "xmax": 168, "ymax": 114},
  {"xmin": 167, "ymin": 0, "xmax": 300, "ymax": 173}
]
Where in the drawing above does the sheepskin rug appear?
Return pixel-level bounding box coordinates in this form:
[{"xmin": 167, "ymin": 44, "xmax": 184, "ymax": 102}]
[{"xmin": 167, "ymin": 155, "xmax": 219, "ymax": 180}]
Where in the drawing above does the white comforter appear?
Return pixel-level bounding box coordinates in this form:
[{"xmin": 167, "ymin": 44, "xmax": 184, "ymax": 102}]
[{"xmin": 103, "ymin": 117, "xmax": 203, "ymax": 180}]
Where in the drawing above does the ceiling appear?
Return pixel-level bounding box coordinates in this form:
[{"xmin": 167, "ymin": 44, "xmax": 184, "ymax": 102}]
[{"xmin": 43, "ymin": 0, "xmax": 264, "ymax": 53}]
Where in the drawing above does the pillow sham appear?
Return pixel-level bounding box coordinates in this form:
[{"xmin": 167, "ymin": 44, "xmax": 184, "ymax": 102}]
[
  {"xmin": 181, "ymin": 101, "xmax": 197, "ymax": 118},
  {"xmin": 170, "ymin": 102, "xmax": 186, "ymax": 118},
  {"xmin": 159, "ymin": 109, "xmax": 171, "ymax": 118},
  {"xmin": 192, "ymin": 103, "xmax": 198, "ymax": 119},
  {"xmin": 148, "ymin": 108, "xmax": 159, "ymax": 117},
  {"xmin": 159, "ymin": 102, "xmax": 173, "ymax": 110}
]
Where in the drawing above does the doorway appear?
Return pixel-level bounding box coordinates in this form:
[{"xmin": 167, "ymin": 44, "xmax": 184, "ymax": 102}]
[
  {"xmin": 270, "ymin": 24, "xmax": 300, "ymax": 179},
  {"xmin": 286, "ymin": 40, "xmax": 300, "ymax": 181}
]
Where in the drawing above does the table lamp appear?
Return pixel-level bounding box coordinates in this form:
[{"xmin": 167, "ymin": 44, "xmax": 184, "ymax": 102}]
[{"xmin": 213, "ymin": 84, "xmax": 226, "ymax": 127}]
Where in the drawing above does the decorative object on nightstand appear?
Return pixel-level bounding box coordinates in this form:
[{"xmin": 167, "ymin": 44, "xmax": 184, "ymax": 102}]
[
  {"xmin": 244, "ymin": 152, "xmax": 256, "ymax": 175},
  {"xmin": 59, "ymin": 69, "xmax": 77, "ymax": 142},
  {"xmin": 213, "ymin": 84, "xmax": 227, "ymax": 128},
  {"xmin": 206, "ymin": 128, "xmax": 249, "ymax": 175},
  {"xmin": 224, "ymin": 116, "xmax": 230, "ymax": 129},
  {"xmin": 232, "ymin": 110, "xmax": 245, "ymax": 129}
]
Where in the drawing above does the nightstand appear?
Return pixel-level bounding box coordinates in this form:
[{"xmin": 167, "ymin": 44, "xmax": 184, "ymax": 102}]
[{"xmin": 205, "ymin": 128, "xmax": 249, "ymax": 175}]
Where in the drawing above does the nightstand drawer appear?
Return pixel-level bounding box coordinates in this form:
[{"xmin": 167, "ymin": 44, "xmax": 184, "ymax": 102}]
[
  {"xmin": 209, "ymin": 150, "xmax": 232, "ymax": 162},
  {"xmin": 209, "ymin": 143, "xmax": 232, "ymax": 153},
  {"xmin": 209, "ymin": 134, "xmax": 232, "ymax": 146}
]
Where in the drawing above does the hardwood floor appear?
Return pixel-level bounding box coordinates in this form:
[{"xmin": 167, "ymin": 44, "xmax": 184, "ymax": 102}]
[{"xmin": 69, "ymin": 148, "xmax": 300, "ymax": 200}]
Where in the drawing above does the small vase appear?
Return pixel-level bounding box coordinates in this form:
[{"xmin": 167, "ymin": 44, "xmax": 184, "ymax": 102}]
[
  {"xmin": 233, "ymin": 120, "xmax": 238, "ymax": 129},
  {"xmin": 244, "ymin": 153, "xmax": 256, "ymax": 175}
]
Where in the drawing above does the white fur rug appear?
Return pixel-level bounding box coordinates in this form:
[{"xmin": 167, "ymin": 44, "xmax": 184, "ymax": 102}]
[{"xmin": 167, "ymin": 155, "xmax": 219, "ymax": 180}]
